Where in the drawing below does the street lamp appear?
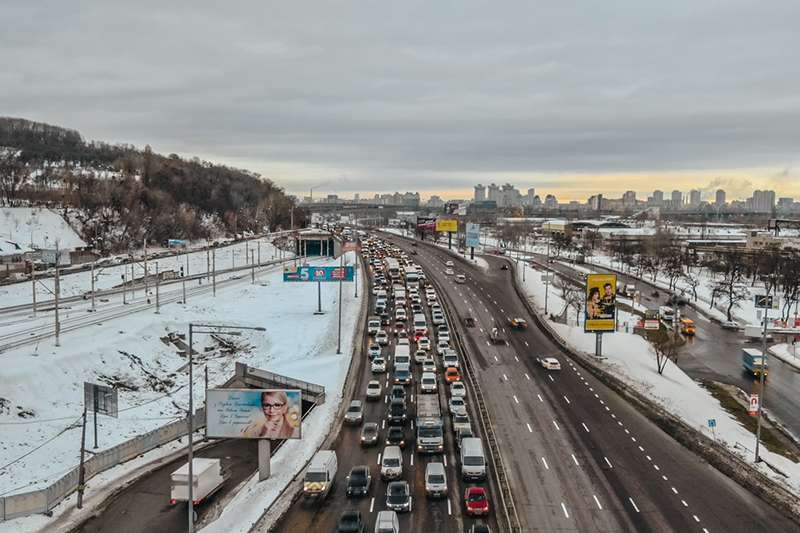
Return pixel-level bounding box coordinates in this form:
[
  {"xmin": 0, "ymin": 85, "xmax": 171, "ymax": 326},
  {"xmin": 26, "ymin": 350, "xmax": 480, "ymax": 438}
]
[{"xmin": 185, "ymin": 323, "xmax": 266, "ymax": 532}]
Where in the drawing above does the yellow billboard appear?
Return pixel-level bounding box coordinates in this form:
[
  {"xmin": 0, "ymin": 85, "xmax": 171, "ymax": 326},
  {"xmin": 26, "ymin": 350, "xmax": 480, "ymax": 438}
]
[
  {"xmin": 584, "ymin": 273, "xmax": 617, "ymax": 332},
  {"xmin": 435, "ymin": 218, "xmax": 458, "ymax": 233}
]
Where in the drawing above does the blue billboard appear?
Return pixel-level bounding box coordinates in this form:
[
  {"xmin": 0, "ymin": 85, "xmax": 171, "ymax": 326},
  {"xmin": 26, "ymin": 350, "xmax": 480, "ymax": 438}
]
[
  {"xmin": 283, "ymin": 265, "xmax": 354, "ymax": 282},
  {"xmin": 465, "ymin": 223, "xmax": 481, "ymax": 248}
]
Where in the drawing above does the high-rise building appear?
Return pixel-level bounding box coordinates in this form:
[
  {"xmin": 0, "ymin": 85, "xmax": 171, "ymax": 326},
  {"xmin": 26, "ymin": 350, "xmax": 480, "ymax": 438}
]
[
  {"xmin": 715, "ymin": 189, "xmax": 726, "ymax": 207},
  {"xmin": 689, "ymin": 189, "xmax": 701, "ymax": 207},
  {"xmin": 544, "ymin": 194, "xmax": 558, "ymax": 208},
  {"xmin": 525, "ymin": 188, "xmax": 536, "ymax": 207},
  {"xmin": 487, "ymin": 183, "xmax": 500, "ymax": 203},
  {"xmin": 427, "ymin": 195, "xmax": 444, "ymax": 208},
  {"xmin": 474, "ymin": 184, "xmax": 486, "ymax": 202},
  {"xmin": 750, "ymin": 190, "xmax": 776, "ymax": 213},
  {"xmin": 353, "ymin": 193, "xmax": 360, "ymax": 203},
  {"xmin": 652, "ymin": 190, "xmax": 664, "ymax": 206},
  {"xmin": 622, "ymin": 190, "xmax": 636, "ymax": 208},
  {"xmin": 671, "ymin": 190, "xmax": 683, "ymax": 207}
]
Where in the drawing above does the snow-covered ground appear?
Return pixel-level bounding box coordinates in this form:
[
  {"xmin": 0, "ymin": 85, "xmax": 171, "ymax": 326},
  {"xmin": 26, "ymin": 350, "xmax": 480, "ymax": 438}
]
[
  {"xmin": 517, "ymin": 263, "xmax": 800, "ymax": 496},
  {"xmin": 768, "ymin": 343, "xmax": 800, "ymax": 371},
  {"xmin": 0, "ymin": 208, "xmax": 86, "ymax": 251},
  {"xmin": 381, "ymin": 227, "xmax": 490, "ymax": 270},
  {"xmin": 0, "ymin": 250, "xmax": 362, "ymax": 508}
]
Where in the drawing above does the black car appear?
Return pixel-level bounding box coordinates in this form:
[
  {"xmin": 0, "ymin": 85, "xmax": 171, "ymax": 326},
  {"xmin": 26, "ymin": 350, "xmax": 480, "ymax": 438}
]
[
  {"xmin": 388, "ymin": 398, "xmax": 407, "ymax": 425},
  {"xmin": 380, "ymin": 312, "xmax": 391, "ymax": 325},
  {"xmin": 337, "ymin": 509, "xmax": 365, "ymax": 532},
  {"xmin": 386, "ymin": 426, "xmax": 406, "ymax": 448},
  {"xmin": 390, "ymin": 385, "xmax": 406, "ymax": 401},
  {"xmin": 500, "ymin": 264, "xmax": 509, "ymax": 270},
  {"xmin": 346, "ymin": 465, "xmax": 372, "ymax": 497},
  {"xmin": 385, "ymin": 481, "xmax": 413, "ymax": 512},
  {"xmin": 360, "ymin": 422, "xmax": 379, "ymax": 447}
]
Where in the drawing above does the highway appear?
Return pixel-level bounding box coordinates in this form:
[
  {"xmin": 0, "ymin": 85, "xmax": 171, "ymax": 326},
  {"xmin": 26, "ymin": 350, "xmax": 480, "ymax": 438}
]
[
  {"xmin": 535, "ymin": 254, "xmax": 800, "ymax": 441},
  {"xmin": 271, "ymin": 241, "xmax": 498, "ymax": 533},
  {"xmin": 381, "ymin": 233, "xmax": 799, "ymax": 532}
]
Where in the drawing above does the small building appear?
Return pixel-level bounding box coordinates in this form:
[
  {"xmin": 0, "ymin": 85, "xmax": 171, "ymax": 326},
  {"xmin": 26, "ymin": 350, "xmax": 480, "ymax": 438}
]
[{"xmin": 294, "ymin": 229, "xmax": 340, "ymax": 257}]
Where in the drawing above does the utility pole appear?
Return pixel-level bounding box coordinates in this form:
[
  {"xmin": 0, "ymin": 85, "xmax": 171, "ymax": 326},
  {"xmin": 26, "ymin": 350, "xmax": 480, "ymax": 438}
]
[
  {"xmin": 212, "ymin": 249, "xmax": 216, "ymax": 297},
  {"xmin": 755, "ymin": 289, "xmax": 771, "ymax": 462},
  {"xmin": 155, "ymin": 262, "xmax": 160, "ymax": 314},
  {"xmin": 77, "ymin": 407, "xmax": 87, "ymax": 509},
  {"xmin": 54, "ymin": 265, "xmax": 61, "ymax": 347},
  {"xmin": 90, "ymin": 262, "xmax": 96, "ymax": 312},
  {"xmin": 257, "ymin": 241, "xmax": 261, "ymax": 265},
  {"xmin": 143, "ymin": 238, "xmax": 148, "ymax": 298},
  {"xmin": 337, "ymin": 254, "xmax": 343, "ymax": 354},
  {"xmin": 31, "ymin": 266, "xmax": 36, "ymax": 317}
]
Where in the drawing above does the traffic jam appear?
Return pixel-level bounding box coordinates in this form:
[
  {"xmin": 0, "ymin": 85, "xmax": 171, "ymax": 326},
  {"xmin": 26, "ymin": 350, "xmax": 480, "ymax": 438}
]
[{"xmin": 331, "ymin": 235, "xmax": 494, "ymax": 533}]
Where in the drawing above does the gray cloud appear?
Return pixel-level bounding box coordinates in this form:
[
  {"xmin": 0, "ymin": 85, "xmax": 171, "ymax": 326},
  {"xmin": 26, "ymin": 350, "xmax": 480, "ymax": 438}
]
[{"xmin": 2, "ymin": 1, "xmax": 799, "ymax": 196}]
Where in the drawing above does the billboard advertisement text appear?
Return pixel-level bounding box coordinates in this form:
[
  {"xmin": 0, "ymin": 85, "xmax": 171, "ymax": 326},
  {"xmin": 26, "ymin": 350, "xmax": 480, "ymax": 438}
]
[
  {"xmin": 584, "ymin": 273, "xmax": 617, "ymax": 332},
  {"xmin": 435, "ymin": 218, "xmax": 458, "ymax": 233},
  {"xmin": 206, "ymin": 388, "xmax": 302, "ymax": 439},
  {"xmin": 416, "ymin": 216, "xmax": 436, "ymax": 233},
  {"xmin": 283, "ymin": 266, "xmax": 354, "ymax": 282},
  {"xmin": 465, "ymin": 223, "xmax": 480, "ymax": 248}
]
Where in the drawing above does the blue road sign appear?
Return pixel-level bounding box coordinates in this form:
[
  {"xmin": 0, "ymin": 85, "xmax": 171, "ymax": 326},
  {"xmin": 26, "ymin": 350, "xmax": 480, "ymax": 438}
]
[
  {"xmin": 466, "ymin": 223, "xmax": 481, "ymax": 248},
  {"xmin": 284, "ymin": 265, "xmax": 354, "ymax": 282},
  {"xmin": 707, "ymin": 419, "xmax": 716, "ymax": 428}
]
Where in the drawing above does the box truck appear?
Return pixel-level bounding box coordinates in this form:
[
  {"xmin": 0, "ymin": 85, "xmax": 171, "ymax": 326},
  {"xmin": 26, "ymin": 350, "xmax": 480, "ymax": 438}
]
[{"xmin": 169, "ymin": 458, "xmax": 225, "ymax": 505}]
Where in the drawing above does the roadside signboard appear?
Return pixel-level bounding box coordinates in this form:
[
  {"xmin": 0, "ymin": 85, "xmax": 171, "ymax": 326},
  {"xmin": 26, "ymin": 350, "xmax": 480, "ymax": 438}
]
[
  {"xmin": 644, "ymin": 319, "xmax": 660, "ymax": 331},
  {"xmin": 584, "ymin": 273, "xmax": 617, "ymax": 333},
  {"xmin": 283, "ymin": 266, "xmax": 354, "ymax": 282},
  {"xmin": 416, "ymin": 216, "xmax": 437, "ymax": 233},
  {"xmin": 206, "ymin": 388, "xmax": 302, "ymax": 439},
  {"xmin": 84, "ymin": 382, "xmax": 118, "ymax": 417},
  {"xmin": 707, "ymin": 418, "xmax": 716, "ymax": 428},
  {"xmin": 435, "ymin": 218, "xmax": 458, "ymax": 233},
  {"xmin": 748, "ymin": 394, "xmax": 759, "ymax": 417},
  {"xmin": 754, "ymin": 294, "xmax": 778, "ymax": 309},
  {"xmin": 465, "ymin": 223, "xmax": 481, "ymax": 248}
]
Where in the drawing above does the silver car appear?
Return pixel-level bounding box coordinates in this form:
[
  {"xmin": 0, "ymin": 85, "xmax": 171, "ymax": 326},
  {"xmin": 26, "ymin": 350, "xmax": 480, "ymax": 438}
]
[
  {"xmin": 344, "ymin": 400, "xmax": 364, "ymax": 425},
  {"xmin": 425, "ymin": 462, "xmax": 448, "ymax": 498}
]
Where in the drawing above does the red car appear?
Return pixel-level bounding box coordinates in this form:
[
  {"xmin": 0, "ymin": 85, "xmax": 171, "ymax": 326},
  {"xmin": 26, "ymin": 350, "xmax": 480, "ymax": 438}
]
[{"xmin": 464, "ymin": 486, "xmax": 490, "ymax": 516}]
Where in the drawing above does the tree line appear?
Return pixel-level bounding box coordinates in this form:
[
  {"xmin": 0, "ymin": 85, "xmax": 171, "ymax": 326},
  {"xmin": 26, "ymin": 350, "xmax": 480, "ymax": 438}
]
[{"xmin": 0, "ymin": 117, "xmax": 304, "ymax": 252}]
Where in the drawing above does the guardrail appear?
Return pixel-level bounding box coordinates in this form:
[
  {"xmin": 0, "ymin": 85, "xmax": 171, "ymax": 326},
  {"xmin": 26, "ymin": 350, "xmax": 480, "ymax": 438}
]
[{"xmin": 423, "ymin": 248, "xmax": 522, "ymax": 533}]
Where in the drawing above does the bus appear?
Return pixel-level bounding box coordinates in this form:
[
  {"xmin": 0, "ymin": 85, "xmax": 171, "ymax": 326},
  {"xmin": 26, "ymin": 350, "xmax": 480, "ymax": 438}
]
[{"xmin": 385, "ymin": 257, "xmax": 401, "ymax": 280}]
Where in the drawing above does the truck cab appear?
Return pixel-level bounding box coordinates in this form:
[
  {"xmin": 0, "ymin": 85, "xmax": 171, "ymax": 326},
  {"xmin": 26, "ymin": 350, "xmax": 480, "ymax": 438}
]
[{"xmin": 680, "ymin": 318, "xmax": 696, "ymax": 335}]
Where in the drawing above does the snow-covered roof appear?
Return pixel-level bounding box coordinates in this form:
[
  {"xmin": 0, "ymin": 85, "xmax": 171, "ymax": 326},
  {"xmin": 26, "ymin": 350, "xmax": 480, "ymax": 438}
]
[{"xmin": 0, "ymin": 239, "xmax": 31, "ymax": 256}]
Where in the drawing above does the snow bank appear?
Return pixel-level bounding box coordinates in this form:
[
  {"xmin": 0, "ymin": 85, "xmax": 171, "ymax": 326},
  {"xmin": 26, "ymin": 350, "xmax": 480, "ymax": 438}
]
[
  {"xmin": 768, "ymin": 343, "xmax": 800, "ymax": 371},
  {"xmin": 0, "ymin": 208, "xmax": 86, "ymax": 250}
]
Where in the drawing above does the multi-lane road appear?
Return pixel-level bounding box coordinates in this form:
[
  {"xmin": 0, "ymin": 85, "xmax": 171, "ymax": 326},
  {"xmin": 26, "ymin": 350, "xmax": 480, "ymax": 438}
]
[{"xmin": 379, "ymin": 234, "xmax": 797, "ymax": 532}]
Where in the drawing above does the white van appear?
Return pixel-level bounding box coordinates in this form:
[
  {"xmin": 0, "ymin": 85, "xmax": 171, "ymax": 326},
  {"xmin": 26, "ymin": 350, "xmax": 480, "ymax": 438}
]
[
  {"xmin": 460, "ymin": 438, "xmax": 487, "ymax": 481},
  {"xmin": 303, "ymin": 450, "xmax": 338, "ymax": 498},
  {"xmin": 374, "ymin": 510, "xmax": 400, "ymax": 533},
  {"xmin": 394, "ymin": 345, "xmax": 411, "ymax": 367},
  {"xmin": 381, "ymin": 445, "xmax": 403, "ymax": 480},
  {"xmin": 413, "ymin": 313, "xmax": 428, "ymax": 336}
]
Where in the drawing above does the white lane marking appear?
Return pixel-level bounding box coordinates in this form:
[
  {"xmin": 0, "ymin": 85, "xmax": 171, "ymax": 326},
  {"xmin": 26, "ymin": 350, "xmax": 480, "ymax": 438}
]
[
  {"xmin": 593, "ymin": 494, "xmax": 603, "ymax": 510},
  {"xmin": 604, "ymin": 406, "xmax": 610, "ymax": 412},
  {"xmin": 385, "ymin": 395, "xmax": 389, "ymax": 403},
  {"xmin": 410, "ymin": 454, "xmax": 414, "ymax": 466},
  {"xmin": 681, "ymin": 499, "xmax": 688, "ymax": 507},
  {"xmin": 513, "ymin": 395, "xmax": 520, "ymax": 404},
  {"xmin": 610, "ymin": 413, "xmax": 616, "ymax": 419},
  {"xmin": 604, "ymin": 456, "xmax": 613, "ymax": 469},
  {"xmin": 553, "ymin": 420, "xmax": 561, "ymax": 431},
  {"xmin": 514, "ymin": 355, "xmax": 519, "ymax": 362},
  {"xmin": 589, "ymin": 387, "xmax": 594, "ymax": 392},
  {"xmin": 525, "ymin": 373, "xmax": 531, "ymax": 380},
  {"xmin": 548, "ymin": 375, "xmax": 554, "ymax": 382},
  {"xmin": 486, "ymin": 341, "xmax": 491, "ymax": 346},
  {"xmin": 524, "ymin": 340, "xmax": 529, "ymax": 347},
  {"xmin": 582, "ymin": 422, "xmax": 590, "ymax": 433},
  {"xmin": 537, "ymin": 394, "xmax": 544, "ymax": 402},
  {"xmin": 563, "ymin": 395, "xmax": 571, "ymax": 404},
  {"xmin": 662, "ymin": 475, "xmax": 668, "ymax": 481},
  {"xmin": 503, "ymin": 373, "xmax": 509, "ymax": 381},
  {"xmin": 617, "ymin": 421, "xmax": 623, "ymax": 427},
  {"xmin": 494, "ymin": 355, "xmax": 499, "ymax": 362},
  {"xmin": 571, "ymin": 454, "xmax": 579, "ymax": 466},
  {"xmin": 631, "ymin": 437, "xmax": 636, "ymax": 442},
  {"xmin": 599, "ymin": 399, "xmax": 604, "ymax": 404},
  {"xmin": 370, "ymin": 497, "xmax": 375, "ymax": 512},
  {"xmin": 484, "ymin": 307, "xmax": 489, "ymax": 312},
  {"xmin": 479, "ymin": 327, "xmax": 484, "ymax": 333},
  {"xmin": 629, "ymin": 497, "xmax": 640, "ymax": 513},
  {"xmin": 526, "ymin": 423, "xmax": 533, "ymax": 433},
  {"xmin": 638, "ymin": 445, "xmax": 645, "ymax": 452},
  {"xmin": 382, "ymin": 420, "xmax": 386, "ymax": 429},
  {"xmin": 703, "ymin": 529, "xmax": 709, "ymax": 533},
  {"xmin": 411, "ymin": 394, "xmax": 415, "ymax": 403},
  {"xmin": 594, "ymin": 393, "xmax": 599, "ymax": 398},
  {"xmin": 447, "ymin": 498, "xmax": 452, "ymax": 515},
  {"xmin": 671, "ymin": 487, "xmax": 679, "ymax": 495},
  {"xmin": 377, "ymin": 453, "xmax": 382, "ymax": 465},
  {"xmin": 561, "ymin": 502, "xmax": 569, "ymax": 518},
  {"xmin": 646, "ymin": 455, "xmax": 651, "ymax": 461},
  {"xmin": 541, "ymin": 457, "xmax": 549, "ymax": 470},
  {"xmin": 693, "ymin": 515, "xmax": 700, "ymax": 523}
]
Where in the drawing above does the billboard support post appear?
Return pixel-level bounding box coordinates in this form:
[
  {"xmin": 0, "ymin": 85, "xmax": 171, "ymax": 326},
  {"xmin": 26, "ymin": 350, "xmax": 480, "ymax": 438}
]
[
  {"xmin": 337, "ymin": 254, "xmax": 343, "ymax": 354},
  {"xmin": 77, "ymin": 407, "xmax": 87, "ymax": 509},
  {"xmin": 470, "ymin": 247, "xmax": 474, "ymax": 260},
  {"xmin": 595, "ymin": 332, "xmax": 603, "ymax": 357},
  {"xmin": 448, "ymin": 232, "xmax": 452, "ymax": 250},
  {"xmin": 544, "ymin": 274, "xmax": 550, "ymax": 315},
  {"xmin": 93, "ymin": 384, "xmax": 98, "ymax": 449},
  {"xmin": 258, "ymin": 440, "xmax": 271, "ymax": 481},
  {"xmin": 315, "ymin": 281, "xmax": 323, "ymax": 314}
]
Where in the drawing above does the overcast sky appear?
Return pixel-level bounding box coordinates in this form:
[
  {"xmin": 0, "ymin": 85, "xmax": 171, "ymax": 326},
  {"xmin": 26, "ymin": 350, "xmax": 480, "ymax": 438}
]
[{"xmin": 3, "ymin": 1, "xmax": 799, "ymax": 200}]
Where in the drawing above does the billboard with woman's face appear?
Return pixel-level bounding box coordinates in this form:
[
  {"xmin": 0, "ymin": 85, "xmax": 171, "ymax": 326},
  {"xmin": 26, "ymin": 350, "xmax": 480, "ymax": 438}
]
[
  {"xmin": 206, "ymin": 389, "xmax": 302, "ymax": 439},
  {"xmin": 584, "ymin": 274, "xmax": 617, "ymax": 332}
]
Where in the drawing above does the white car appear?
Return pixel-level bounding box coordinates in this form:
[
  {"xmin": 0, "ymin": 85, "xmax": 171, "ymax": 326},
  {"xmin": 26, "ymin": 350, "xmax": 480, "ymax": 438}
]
[
  {"xmin": 448, "ymin": 396, "xmax": 467, "ymax": 416},
  {"xmin": 450, "ymin": 382, "xmax": 467, "ymax": 398},
  {"xmin": 417, "ymin": 337, "xmax": 431, "ymax": 350},
  {"xmin": 445, "ymin": 260, "xmax": 454, "ymax": 267},
  {"xmin": 372, "ymin": 357, "xmax": 387, "ymax": 373},
  {"xmin": 397, "ymin": 337, "xmax": 410, "ymax": 346},
  {"xmin": 429, "ymin": 302, "xmax": 442, "ymax": 312},
  {"xmin": 442, "ymin": 353, "xmax": 459, "ymax": 368},
  {"xmin": 437, "ymin": 329, "xmax": 450, "ymax": 343},
  {"xmin": 455, "ymin": 274, "xmax": 466, "ymax": 284},
  {"xmin": 376, "ymin": 331, "xmax": 389, "ymax": 346},
  {"xmin": 414, "ymin": 349, "xmax": 428, "ymax": 363},
  {"xmin": 368, "ymin": 344, "xmax": 381, "ymax": 358},
  {"xmin": 541, "ymin": 357, "xmax": 561, "ymax": 370},
  {"xmin": 444, "ymin": 268, "xmax": 454, "ymax": 276},
  {"xmin": 422, "ymin": 358, "xmax": 437, "ymax": 374},
  {"xmin": 366, "ymin": 380, "xmax": 382, "ymax": 400},
  {"xmin": 432, "ymin": 313, "xmax": 445, "ymax": 326},
  {"xmin": 395, "ymin": 309, "xmax": 407, "ymax": 322},
  {"xmin": 436, "ymin": 340, "xmax": 451, "ymax": 356},
  {"xmin": 420, "ymin": 372, "xmax": 437, "ymax": 394}
]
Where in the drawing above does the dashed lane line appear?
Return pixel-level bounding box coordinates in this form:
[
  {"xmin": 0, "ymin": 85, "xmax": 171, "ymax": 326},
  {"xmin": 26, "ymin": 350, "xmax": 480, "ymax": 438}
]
[
  {"xmin": 571, "ymin": 454, "xmax": 579, "ymax": 466},
  {"xmin": 541, "ymin": 457, "xmax": 550, "ymax": 470},
  {"xmin": 582, "ymin": 423, "xmax": 590, "ymax": 433},
  {"xmin": 629, "ymin": 497, "xmax": 640, "ymax": 513},
  {"xmin": 561, "ymin": 502, "xmax": 570, "ymax": 519},
  {"xmin": 593, "ymin": 494, "xmax": 603, "ymax": 510},
  {"xmin": 513, "ymin": 395, "xmax": 519, "ymax": 404},
  {"xmin": 526, "ymin": 423, "xmax": 533, "ymax": 433},
  {"xmin": 603, "ymin": 456, "xmax": 613, "ymax": 469},
  {"xmin": 553, "ymin": 420, "xmax": 561, "ymax": 431}
]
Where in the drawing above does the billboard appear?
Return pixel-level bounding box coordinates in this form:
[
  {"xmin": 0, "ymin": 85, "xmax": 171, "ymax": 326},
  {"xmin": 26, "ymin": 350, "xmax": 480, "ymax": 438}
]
[
  {"xmin": 284, "ymin": 266, "xmax": 354, "ymax": 282},
  {"xmin": 435, "ymin": 218, "xmax": 458, "ymax": 233},
  {"xmin": 84, "ymin": 382, "xmax": 118, "ymax": 417},
  {"xmin": 416, "ymin": 216, "xmax": 436, "ymax": 233},
  {"xmin": 206, "ymin": 388, "xmax": 302, "ymax": 439},
  {"xmin": 465, "ymin": 223, "xmax": 481, "ymax": 248},
  {"xmin": 584, "ymin": 273, "xmax": 617, "ymax": 332}
]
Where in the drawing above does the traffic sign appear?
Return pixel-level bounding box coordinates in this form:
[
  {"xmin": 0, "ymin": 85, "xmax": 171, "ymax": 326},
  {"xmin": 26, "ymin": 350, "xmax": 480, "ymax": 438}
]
[
  {"xmin": 284, "ymin": 265, "xmax": 354, "ymax": 282},
  {"xmin": 754, "ymin": 294, "xmax": 778, "ymax": 309},
  {"xmin": 707, "ymin": 419, "xmax": 716, "ymax": 428},
  {"xmin": 748, "ymin": 394, "xmax": 760, "ymax": 417}
]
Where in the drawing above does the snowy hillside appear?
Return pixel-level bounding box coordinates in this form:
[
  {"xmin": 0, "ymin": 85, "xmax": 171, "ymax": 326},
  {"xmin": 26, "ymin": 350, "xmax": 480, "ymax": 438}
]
[{"xmin": 0, "ymin": 208, "xmax": 86, "ymax": 250}]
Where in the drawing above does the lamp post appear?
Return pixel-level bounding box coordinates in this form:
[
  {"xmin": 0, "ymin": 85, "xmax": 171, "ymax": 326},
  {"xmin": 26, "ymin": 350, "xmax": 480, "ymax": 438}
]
[{"xmin": 185, "ymin": 323, "xmax": 265, "ymax": 532}]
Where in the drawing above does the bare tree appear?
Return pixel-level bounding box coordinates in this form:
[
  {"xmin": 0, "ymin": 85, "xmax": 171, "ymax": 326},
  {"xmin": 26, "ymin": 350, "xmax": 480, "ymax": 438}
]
[
  {"xmin": 646, "ymin": 328, "xmax": 680, "ymax": 375},
  {"xmin": 710, "ymin": 250, "xmax": 750, "ymax": 321},
  {"xmin": 682, "ymin": 272, "xmax": 701, "ymax": 302}
]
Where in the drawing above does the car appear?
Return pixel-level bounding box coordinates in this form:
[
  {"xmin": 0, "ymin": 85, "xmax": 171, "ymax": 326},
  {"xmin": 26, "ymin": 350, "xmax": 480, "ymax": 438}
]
[
  {"xmin": 464, "ymin": 316, "xmax": 476, "ymax": 327},
  {"xmin": 467, "ymin": 523, "xmax": 492, "ymax": 533},
  {"xmin": 500, "ymin": 264, "xmax": 509, "ymax": 270},
  {"xmin": 450, "ymin": 381, "xmax": 467, "ymax": 398},
  {"xmin": 437, "ymin": 340, "xmax": 451, "ymax": 356},
  {"xmin": 344, "ymin": 400, "xmax": 364, "ymax": 425},
  {"xmin": 395, "ymin": 309, "xmax": 407, "ymax": 322},
  {"xmin": 380, "ymin": 312, "xmax": 391, "ymax": 326},
  {"xmin": 411, "ymin": 303, "xmax": 423, "ymax": 313},
  {"xmin": 422, "ymin": 358, "xmax": 437, "ymax": 374},
  {"xmin": 425, "ymin": 462, "xmax": 448, "ymax": 498},
  {"xmin": 452, "ymin": 413, "xmax": 471, "ymax": 433},
  {"xmin": 721, "ymin": 320, "xmax": 740, "ymax": 330},
  {"xmin": 394, "ymin": 366, "xmax": 412, "ymax": 385},
  {"xmin": 509, "ymin": 317, "xmax": 528, "ymax": 329},
  {"xmin": 371, "ymin": 357, "xmax": 387, "ymax": 373},
  {"xmin": 390, "ymin": 385, "xmax": 406, "ymax": 401},
  {"xmin": 386, "ymin": 426, "xmax": 406, "ymax": 447},
  {"xmin": 445, "ymin": 367, "xmax": 462, "ymax": 382},
  {"xmin": 368, "ymin": 344, "xmax": 381, "ymax": 359},
  {"xmin": 360, "ymin": 422, "xmax": 379, "ymax": 446},
  {"xmin": 385, "ymin": 481, "xmax": 413, "ymax": 513},
  {"xmin": 432, "ymin": 313, "xmax": 446, "ymax": 326},
  {"xmin": 337, "ymin": 509, "xmax": 365, "ymax": 532},
  {"xmin": 415, "ymin": 349, "xmax": 428, "ymax": 363},
  {"xmin": 420, "ymin": 372, "xmax": 437, "ymax": 393},
  {"xmin": 437, "ymin": 328, "xmax": 450, "ymax": 343},
  {"xmin": 445, "ymin": 260, "xmax": 454, "ymax": 267},
  {"xmin": 442, "ymin": 352, "xmax": 459, "ymax": 368},
  {"xmin": 449, "ymin": 396, "xmax": 467, "ymax": 416},
  {"xmin": 455, "ymin": 274, "xmax": 466, "ymax": 283},
  {"xmin": 541, "ymin": 357, "xmax": 561, "ymax": 370},
  {"xmin": 455, "ymin": 425, "xmax": 474, "ymax": 448},
  {"xmin": 394, "ymin": 322, "xmax": 407, "ymax": 336},
  {"xmin": 417, "ymin": 336, "xmax": 431, "ymax": 350},
  {"xmin": 464, "ymin": 487, "xmax": 490, "ymax": 516},
  {"xmin": 376, "ymin": 331, "xmax": 389, "ymax": 346},
  {"xmin": 346, "ymin": 465, "xmax": 372, "ymax": 497},
  {"xmin": 444, "ymin": 268, "xmax": 454, "ymax": 276},
  {"xmin": 366, "ymin": 380, "xmax": 382, "ymax": 400},
  {"xmin": 396, "ymin": 337, "xmax": 410, "ymax": 346}
]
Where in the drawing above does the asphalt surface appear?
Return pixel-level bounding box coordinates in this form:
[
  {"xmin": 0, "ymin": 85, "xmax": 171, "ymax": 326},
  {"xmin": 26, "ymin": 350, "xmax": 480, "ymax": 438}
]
[
  {"xmin": 538, "ymin": 255, "xmax": 800, "ymax": 440},
  {"xmin": 382, "ymin": 234, "xmax": 799, "ymax": 533},
  {"xmin": 271, "ymin": 246, "xmax": 497, "ymax": 533}
]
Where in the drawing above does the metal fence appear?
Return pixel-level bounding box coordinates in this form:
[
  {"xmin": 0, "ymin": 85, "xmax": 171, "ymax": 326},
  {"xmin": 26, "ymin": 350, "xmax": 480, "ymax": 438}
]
[{"xmin": 0, "ymin": 409, "xmax": 205, "ymax": 522}]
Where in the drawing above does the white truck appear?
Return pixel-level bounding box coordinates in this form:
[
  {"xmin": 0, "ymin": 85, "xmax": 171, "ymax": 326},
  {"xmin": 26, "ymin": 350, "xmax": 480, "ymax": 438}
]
[
  {"xmin": 169, "ymin": 458, "xmax": 225, "ymax": 506},
  {"xmin": 416, "ymin": 394, "xmax": 444, "ymax": 453},
  {"xmin": 303, "ymin": 450, "xmax": 338, "ymax": 499}
]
